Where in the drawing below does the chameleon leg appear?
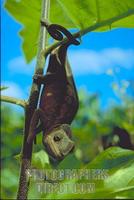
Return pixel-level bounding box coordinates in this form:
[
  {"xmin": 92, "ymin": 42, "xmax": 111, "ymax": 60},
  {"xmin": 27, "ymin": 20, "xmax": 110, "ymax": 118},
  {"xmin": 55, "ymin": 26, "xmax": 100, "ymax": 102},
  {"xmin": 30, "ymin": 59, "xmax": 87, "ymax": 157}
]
[
  {"xmin": 27, "ymin": 109, "xmax": 45, "ymax": 144},
  {"xmin": 33, "ymin": 73, "xmax": 58, "ymax": 85}
]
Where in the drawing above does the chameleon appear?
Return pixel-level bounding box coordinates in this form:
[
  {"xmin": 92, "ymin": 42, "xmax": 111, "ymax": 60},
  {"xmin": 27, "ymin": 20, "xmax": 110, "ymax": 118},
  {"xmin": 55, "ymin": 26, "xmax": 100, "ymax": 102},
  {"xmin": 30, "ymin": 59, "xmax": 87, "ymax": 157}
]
[{"xmin": 27, "ymin": 23, "xmax": 80, "ymax": 161}]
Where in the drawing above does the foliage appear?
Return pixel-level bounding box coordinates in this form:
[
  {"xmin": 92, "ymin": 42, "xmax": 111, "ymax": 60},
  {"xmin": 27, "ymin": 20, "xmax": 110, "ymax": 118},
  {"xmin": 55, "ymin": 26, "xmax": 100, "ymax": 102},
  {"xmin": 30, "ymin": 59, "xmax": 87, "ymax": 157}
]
[
  {"xmin": 45, "ymin": 147, "xmax": 134, "ymax": 199},
  {"xmin": 1, "ymin": 105, "xmax": 23, "ymax": 199},
  {"xmin": 2, "ymin": 0, "xmax": 134, "ymax": 199},
  {"xmin": 0, "ymin": 86, "xmax": 9, "ymax": 91},
  {"xmin": 4, "ymin": 0, "xmax": 134, "ymax": 62},
  {"xmin": 1, "ymin": 91, "xmax": 134, "ymax": 199}
]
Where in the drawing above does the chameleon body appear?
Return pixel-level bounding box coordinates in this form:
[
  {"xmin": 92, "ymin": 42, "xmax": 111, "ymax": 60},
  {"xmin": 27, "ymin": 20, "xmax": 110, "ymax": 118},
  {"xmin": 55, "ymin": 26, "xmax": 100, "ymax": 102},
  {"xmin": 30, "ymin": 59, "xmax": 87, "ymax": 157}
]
[{"xmin": 27, "ymin": 24, "xmax": 80, "ymax": 161}]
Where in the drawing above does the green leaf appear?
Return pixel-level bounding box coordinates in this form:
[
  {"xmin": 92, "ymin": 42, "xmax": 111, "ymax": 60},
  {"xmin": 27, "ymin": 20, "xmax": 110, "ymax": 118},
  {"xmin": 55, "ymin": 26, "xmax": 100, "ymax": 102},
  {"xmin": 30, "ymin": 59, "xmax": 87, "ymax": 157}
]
[
  {"xmin": 14, "ymin": 151, "xmax": 50, "ymax": 168},
  {"xmin": 4, "ymin": 0, "xmax": 41, "ymax": 63},
  {"xmin": 4, "ymin": 0, "xmax": 134, "ymax": 62},
  {"xmin": 87, "ymin": 146, "xmax": 134, "ymax": 169},
  {"xmin": 32, "ymin": 150, "xmax": 50, "ymax": 169},
  {"xmin": 46, "ymin": 147, "xmax": 134, "ymax": 199},
  {"xmin": 87, "ymin": 148, "xmax": 134, "ymax": 199},
  {"xmin": 0, "ymin": 86, "xmax": 9, "ymax": 91}
]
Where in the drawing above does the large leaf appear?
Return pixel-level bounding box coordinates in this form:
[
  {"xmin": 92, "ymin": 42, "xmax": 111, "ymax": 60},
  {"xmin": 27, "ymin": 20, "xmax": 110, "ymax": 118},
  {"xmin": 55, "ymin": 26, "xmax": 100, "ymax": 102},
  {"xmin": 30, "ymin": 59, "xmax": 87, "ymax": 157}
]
[
  {"xmin": 44, "ymin": 147, "xmax": 134, "ymax": 199},
  {"xmin": 4, "ymin": 0, "xmax": 134, "ymax": 62}
]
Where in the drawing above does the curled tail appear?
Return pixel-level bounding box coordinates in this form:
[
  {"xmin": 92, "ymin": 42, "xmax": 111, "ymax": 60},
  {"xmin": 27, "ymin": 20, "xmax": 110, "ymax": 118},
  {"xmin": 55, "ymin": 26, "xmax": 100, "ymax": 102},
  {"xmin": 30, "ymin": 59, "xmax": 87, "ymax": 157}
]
[{"xmin": 41, "ymin": 21, "xmax": 80, "ymax": 46}]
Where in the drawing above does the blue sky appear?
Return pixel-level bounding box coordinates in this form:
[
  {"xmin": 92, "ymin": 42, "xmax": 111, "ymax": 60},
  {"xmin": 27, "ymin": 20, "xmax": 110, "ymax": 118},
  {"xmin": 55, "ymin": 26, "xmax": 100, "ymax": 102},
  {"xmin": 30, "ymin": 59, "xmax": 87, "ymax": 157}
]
[{"xmin": 1, "ymin": 2, "xmax": 134, "ymax": 110}]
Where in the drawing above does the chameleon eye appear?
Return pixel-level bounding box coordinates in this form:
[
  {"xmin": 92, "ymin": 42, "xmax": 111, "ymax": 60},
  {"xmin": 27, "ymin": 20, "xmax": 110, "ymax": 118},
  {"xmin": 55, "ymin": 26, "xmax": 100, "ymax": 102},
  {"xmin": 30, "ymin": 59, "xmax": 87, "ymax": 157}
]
[{"xmin": 54, "ymin": 135, "xmax": 61, "ymax": 142}]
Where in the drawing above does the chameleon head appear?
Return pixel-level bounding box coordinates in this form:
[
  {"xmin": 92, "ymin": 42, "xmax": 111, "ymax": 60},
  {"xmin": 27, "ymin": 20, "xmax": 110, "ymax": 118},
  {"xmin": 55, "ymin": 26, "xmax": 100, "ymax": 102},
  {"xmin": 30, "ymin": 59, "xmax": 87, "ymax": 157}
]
[{"xmin": 43, "ymin": 124, "xmax": 75, "ymax": 161}]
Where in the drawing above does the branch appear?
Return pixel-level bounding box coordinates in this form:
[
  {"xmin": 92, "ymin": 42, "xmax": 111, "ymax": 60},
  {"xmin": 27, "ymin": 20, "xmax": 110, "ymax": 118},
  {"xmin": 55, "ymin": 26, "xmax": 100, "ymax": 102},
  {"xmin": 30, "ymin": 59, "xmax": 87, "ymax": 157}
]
[
  {"xmin": 17, "ymin": 0, "xmax": 50, "ymax": 199},
  {"xmin": 1, "ymin": 95, "xmax": 26, "ymax": 108},
  {"xmin": 45, "ymin": 9, "xmax": 134, "ymax": 56}
]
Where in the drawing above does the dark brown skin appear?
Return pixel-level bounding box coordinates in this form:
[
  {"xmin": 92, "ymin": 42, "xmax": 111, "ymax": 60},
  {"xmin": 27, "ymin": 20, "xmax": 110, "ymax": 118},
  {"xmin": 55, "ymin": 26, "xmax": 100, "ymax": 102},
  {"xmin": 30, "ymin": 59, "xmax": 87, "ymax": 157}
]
[{"xmin": 27, "ymin": 24, "xmax": 80, "ymax": 161}]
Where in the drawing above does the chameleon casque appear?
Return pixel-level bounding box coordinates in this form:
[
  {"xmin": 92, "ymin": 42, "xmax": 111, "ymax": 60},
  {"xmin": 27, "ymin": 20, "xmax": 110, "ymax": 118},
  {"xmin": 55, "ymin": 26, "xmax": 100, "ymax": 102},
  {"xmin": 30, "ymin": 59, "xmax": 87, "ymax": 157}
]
[{"xmin": 27, "ymin": 23, "xmax": 80, "ymax": 161}]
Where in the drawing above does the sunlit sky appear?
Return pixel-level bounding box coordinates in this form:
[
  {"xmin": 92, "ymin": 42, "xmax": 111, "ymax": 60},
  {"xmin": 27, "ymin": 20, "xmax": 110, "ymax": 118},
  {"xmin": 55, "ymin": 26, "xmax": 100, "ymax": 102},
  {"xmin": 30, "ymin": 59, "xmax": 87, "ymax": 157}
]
[{"xmin": 1, "ymin": 2, "xmax": 134, "ymax": 110}]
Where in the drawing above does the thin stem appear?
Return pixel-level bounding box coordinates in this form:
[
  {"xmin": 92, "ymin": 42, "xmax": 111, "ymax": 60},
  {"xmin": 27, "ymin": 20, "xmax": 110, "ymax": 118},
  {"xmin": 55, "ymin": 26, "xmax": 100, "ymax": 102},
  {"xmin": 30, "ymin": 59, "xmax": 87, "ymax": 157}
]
[
  {"xmin": 45, "ymin": 9, "xmax": 134, "ymax": 56},
  {"xmin": 1, "ymin": 95, "xmax": 26, "ymax": 108},
  {"xmin": 17, "ymin": 0, "xmax": 50, "ymax": 199}
]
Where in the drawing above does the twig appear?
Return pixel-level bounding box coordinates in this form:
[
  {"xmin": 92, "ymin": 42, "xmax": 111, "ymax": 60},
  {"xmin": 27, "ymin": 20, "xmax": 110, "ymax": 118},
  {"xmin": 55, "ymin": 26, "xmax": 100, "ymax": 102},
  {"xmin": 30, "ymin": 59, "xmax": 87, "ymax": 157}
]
[
  {"xmin": 17, "ymin": 0, "xmax": 50, "ymax": 199},
  {"xmin": 1, "ymin": 95, "xmax": 26, "ymax": 108},
  {"xmin": 45, "ymin": 9, "xmax": 134, "ymax": 56}
]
